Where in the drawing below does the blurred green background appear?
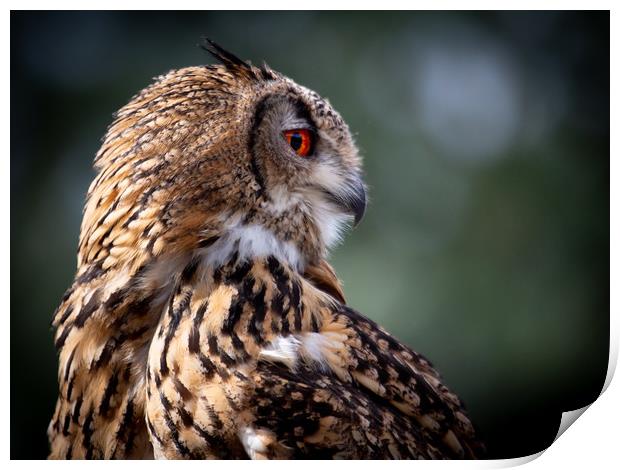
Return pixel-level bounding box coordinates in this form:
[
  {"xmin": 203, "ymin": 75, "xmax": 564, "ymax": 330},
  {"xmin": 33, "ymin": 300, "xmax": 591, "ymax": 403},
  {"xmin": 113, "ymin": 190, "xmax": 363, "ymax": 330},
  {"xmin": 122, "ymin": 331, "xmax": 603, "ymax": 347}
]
[{"xmin": 11, "ymin": 11, "xmax": 609, "ymax": 460}]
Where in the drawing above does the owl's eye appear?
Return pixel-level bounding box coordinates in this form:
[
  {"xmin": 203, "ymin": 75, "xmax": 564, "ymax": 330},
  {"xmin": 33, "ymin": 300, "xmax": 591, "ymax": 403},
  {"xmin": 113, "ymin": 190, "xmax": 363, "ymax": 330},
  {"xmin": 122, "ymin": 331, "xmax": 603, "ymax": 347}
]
[{"xmin": 283, "ymin": 129, "xmax": 314, "ymax": 157}]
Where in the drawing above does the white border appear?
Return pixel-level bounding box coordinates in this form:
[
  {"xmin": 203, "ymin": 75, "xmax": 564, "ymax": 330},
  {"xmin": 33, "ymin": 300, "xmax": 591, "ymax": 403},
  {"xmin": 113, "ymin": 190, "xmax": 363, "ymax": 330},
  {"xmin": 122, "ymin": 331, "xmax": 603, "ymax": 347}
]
[{"xmin": 5, "ymin": 3, "xmax": 615, "ymax": 467}]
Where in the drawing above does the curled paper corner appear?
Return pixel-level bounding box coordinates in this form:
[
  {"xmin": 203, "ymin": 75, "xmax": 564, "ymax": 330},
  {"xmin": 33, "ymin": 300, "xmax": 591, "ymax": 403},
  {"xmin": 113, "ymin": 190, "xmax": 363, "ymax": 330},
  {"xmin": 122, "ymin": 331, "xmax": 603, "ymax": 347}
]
[
  {"xmin": 494, "ymin": 345, "xmax": 617, "ymax": 467},
  {"xmin": 490, "ymin": 408, "xmax": 589, "ymax": 468},
  {"xmin": 554, "ymin": 405, "xmax": 590, "ymax": 442},
  {"xmin": 548, "ymin": 343, "xmax": 618, "ymax": 451}
]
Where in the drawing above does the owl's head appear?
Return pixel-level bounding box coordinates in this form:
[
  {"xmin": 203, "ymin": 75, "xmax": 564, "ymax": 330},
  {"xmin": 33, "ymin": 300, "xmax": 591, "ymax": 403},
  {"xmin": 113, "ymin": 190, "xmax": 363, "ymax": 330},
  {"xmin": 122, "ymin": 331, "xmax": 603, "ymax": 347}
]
[{"xmin": 80, "ymin": 41, "xmax": 365, "ymax": 277}]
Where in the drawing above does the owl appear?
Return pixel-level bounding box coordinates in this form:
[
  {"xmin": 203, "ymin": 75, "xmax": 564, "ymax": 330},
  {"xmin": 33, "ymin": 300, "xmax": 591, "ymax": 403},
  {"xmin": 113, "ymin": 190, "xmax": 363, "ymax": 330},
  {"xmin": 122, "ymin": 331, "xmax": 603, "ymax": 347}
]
[{"xmin": 48, "ymin": 40, "xmax": 484, "ymax": 459}]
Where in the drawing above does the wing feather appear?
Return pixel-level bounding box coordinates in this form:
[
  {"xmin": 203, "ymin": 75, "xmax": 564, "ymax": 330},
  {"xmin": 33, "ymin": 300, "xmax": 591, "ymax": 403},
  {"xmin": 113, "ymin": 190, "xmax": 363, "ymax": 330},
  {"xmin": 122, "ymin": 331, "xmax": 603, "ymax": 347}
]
[{"xmin": 144, "ymin": 256, "xmax": 484, "ymax": 459}]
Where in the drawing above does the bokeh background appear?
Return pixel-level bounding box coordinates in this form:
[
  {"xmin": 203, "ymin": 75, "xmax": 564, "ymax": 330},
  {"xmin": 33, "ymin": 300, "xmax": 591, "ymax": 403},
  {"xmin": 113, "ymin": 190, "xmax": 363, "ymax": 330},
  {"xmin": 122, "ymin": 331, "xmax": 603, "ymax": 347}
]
[{"xmin": 11, "ymin": 11, "xmax": 609, "ymax": 460}]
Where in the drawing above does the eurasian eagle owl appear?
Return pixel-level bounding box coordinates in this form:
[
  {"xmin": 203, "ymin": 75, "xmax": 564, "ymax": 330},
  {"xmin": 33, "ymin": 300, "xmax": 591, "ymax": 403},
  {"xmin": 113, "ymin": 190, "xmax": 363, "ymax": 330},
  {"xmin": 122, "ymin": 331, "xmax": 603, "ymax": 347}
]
[{"xmin": 48, "ymin": 40, "xmax": 483, "ymax": 459}]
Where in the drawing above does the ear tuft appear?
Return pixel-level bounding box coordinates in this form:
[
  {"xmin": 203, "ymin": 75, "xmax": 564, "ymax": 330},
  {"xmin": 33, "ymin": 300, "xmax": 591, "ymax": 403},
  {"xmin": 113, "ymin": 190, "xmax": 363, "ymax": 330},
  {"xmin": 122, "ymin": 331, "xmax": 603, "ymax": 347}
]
[
  {"xmin": 200, "ymin": 38, "xmax": 250, "ymax": 69},
  {"xmin": 199, "ymin": 37, "xmax": 278, "ymax": 81}
]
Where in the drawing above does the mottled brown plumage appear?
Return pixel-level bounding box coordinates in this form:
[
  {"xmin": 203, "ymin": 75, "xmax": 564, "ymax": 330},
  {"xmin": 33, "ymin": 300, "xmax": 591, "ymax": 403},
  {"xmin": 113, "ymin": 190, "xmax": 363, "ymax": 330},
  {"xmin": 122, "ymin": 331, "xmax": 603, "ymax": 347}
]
[{"xmin": 49, "ymin": 41, "xmax": 484, "ymax": 459}]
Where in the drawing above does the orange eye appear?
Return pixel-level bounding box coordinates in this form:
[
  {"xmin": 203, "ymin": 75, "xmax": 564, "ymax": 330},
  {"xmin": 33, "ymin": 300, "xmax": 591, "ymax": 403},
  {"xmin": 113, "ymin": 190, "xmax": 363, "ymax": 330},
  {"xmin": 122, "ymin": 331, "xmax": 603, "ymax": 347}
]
[{"xmin": 283, "ymin": 129, "xmax": 314, "ymax": 157}]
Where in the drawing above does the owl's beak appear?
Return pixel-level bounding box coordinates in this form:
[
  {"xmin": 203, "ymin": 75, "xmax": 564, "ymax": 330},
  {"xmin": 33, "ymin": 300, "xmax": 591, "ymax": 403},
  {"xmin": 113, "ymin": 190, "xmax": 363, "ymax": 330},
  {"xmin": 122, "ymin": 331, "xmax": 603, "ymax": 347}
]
[
  {"xmin": 326, "ymin": 176, "xmax": 367, "ymax": 227},
  {"xmin": 348, "ymin": 178, "xmax": 367, "ymax": 227}
]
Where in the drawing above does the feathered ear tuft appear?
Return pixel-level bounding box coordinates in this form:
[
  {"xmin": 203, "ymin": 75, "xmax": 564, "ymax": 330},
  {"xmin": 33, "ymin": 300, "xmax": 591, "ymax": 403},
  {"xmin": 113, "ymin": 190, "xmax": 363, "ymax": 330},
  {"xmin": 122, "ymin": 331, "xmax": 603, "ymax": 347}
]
[
  {"xmin": 199, "ymin": 37, "xmax": 277, "ymax": 81},
  {"xmin": 200, "ymin": 38, "xmax": 250, "ymax": 70}
]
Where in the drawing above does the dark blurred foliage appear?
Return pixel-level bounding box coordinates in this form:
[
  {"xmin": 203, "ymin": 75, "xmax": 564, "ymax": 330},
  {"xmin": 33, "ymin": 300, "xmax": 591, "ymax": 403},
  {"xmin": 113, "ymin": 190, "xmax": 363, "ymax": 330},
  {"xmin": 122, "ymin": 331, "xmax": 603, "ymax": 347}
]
[{"xmin": 10, "ymin": 11, "xmax": 609, "ymax": 460}]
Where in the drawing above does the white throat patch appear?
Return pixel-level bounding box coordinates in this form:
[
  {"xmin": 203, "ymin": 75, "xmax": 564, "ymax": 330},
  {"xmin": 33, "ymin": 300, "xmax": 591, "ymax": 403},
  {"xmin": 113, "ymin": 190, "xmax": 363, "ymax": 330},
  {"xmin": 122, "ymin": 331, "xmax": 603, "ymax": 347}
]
[{"xmin": 202, "ymin": 218, "xmax": 303, "ymax": 272}]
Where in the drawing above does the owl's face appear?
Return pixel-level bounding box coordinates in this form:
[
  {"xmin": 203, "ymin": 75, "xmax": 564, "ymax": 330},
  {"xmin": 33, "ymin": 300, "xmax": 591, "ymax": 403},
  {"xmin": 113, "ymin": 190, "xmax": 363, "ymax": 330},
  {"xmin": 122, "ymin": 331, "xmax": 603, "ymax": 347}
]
[
  {"xmin": 246, "ymin": 83, "xmax": 366, "ymax": 259},
  {"xmin": 82, "ymin": 45, "xmax": 365, "ymax": 275}
]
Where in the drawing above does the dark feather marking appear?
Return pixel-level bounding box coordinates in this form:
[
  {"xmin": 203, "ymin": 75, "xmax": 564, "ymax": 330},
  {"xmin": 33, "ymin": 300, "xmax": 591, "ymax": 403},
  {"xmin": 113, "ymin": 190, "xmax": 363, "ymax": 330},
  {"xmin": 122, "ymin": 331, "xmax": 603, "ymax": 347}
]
[
  {"xmin": 248, "ymin": 284, "xmax": 267, "ymax": 343},
  {"xmin": 241, "ymin": 276, "xmax": 255, "ymax": 298},
  {"xmin": 58, "ymin": 304, "xmax": 74, "ymax": 325},
  {"xmin": 92, "ymin": 336, "xmax": 116, "ymax": 370},
  {"xmin": 54, "ymin": 326, "xmax": 72, "ymax": 350},
  {"xmin": 64, "ymin": 348, "xmax": 76, "ymax": 382},
  {"xmin": 123, "ymin": 325, "xmax": 151, "ymax": 342},
  {"xmin": 173, "ymin": 289, "xmax": 193, "ymax": 318},
  {"xmin": 207, "ymin": 334, "xmax": 219, "ymax": 355},
  {"xmin": 281, "ymin": 306, "xmax": 290, "ymax": 334},
  {"xmin": 72, "ymin": 395, "xmax": 83, "ymax": 424},
  {"xmin": 147, "ymin": 417, "xmax": 164, "ymax": 445},
  {"xmin": 172, "ymin": 377, "xmax": 193, "ymax": 402},
  {"xmin": 193, "ymin": 423, "xmax": 230, "ymax": 457},
  {"xmin": 178, "ymin": 406, "xmax": 194, "ymax": 427},
  {"xmin": 212, "ymin": 265, "xmax": 223, "ymax": 284},
  {"xmin": 75, "ymin": 261, "xmax": 104, "ymax": 285},
  {"xmin": 311, "ymin": 312, "xmax": 320, "ymax": 333},
  {"xmin": 231, "ymin": 332, "xmax": 249, "ymax": 361},
  {"xmin": 145, "ymin": 236, "xmax": 157, "ymax": 256},
  {"xmin": 159, "ymin": 348, "xmax": 170, "ymax": 377},
  {"xmin": 220, "ymin": 349, "xmax": 237, "ymax": 367},
  {"xmin": 97, "ymin": 224, "xmax": 115, "ymax": 248},
  {"xmin": 227, "ymin": 259, "xmax": 253, "ymax": 284},
  {"xmin": 268, "ymin": 256, "xmax": 290, "ymax": 301},
  {"xmin": 60, "ymin": 286, "xmax": 75, "ymax": 303},
  {"xmin": 247, "ymin": 95, "xmax": 273, "ymax": 196},
  {"xmin": 104, "ymin": 286, "xmax": 130, "ymax": 311},
  {"xmin": 121, "ymin": 209, "xmax": 141, "ymax": 229},
  {"xmin": 188, "ymin": 327, "xmax": 200, "ymax": 355},
  {"xmin": 221, "ymin": 294, "xmax": 244, "ymax": 334},
  {"xmin": 62, "ymin": 413, "xmax": 71, "ymax": 437},
  {"xmin": 97, "ymin": 197, "xmax": 121, "ymax": 234},
  {"xmin": 117, "ymin": 398, "xmax": 135, "ymax": 455},
  {"xmin": 82, "ymin": 409, "xmax": 95, "ymax": 459},
  {"xmin": 189, "ymin": 301, "xmax": 208, "ymax": 354},
  {"xmin": 161, "ymin": 288, "xmax": 192, "ymax": 376},
  {"xmin": 198, "ymin": 353, "xmax": 216, "ymax": 379},
  {"xmin": 51, "ymin": 290, "xmax": 74, "ymax": 326},
  {"xmin": 181, "ymin": 256, "xmax": 201, "ymax": 283},
  {"xmin": 163, "ymin": 407, "xmax": 191, "ymax": 457},
  {"xmin": 99, "ymin": 371, "xmax": 120, "ymax": 417},
  {"xmin": 208, "ymin": 334, "xmax": 236, "ymax": 367},
  {"xmin": 66, "ymin": 376, "xmax": 75, "ymax": 401},
  {"xmin": 73, "ymin": 289, "xmax": 102, "ymax": 328},
  {"xmin": 270, "ymin": 291, "xmax": 286, "ymax": 319},
  {"xmin": 198, "ymin": 235, "xmax": 219, "ymax": 248},
  {"xmin": 228, "ymin": 247, "xmax": 241, "ymax": 267},
  {"xmin": 291, "ymin": 280, "xmax": 303, "ymax": 331},
  {"xmin": 206, "ymin": 402, "xmax": 224, "ymax": 429},
  {"xmin": 121, "ymin": 292, "xmax": 156, "ymax": 321},
  {"xmin": 160, "ymin": 391, "xmax": 173, "ymax": 412}
]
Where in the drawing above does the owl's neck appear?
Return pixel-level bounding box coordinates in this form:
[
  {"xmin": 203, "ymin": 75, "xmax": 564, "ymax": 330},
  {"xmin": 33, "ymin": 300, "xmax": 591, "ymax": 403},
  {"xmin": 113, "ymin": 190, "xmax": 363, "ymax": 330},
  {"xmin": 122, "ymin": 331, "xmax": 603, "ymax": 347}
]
[{"xmin": 199, "ymin": 218, "xmax": 307, "ymax": 274}]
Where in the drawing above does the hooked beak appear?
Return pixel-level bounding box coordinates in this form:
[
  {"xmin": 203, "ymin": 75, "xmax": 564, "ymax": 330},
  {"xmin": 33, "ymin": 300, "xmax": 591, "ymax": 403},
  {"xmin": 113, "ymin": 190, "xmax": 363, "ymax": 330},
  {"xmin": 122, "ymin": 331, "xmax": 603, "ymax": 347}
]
[{"xmin": 326, "ymin": 176, "xmax": 367, "ymax": 227}]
